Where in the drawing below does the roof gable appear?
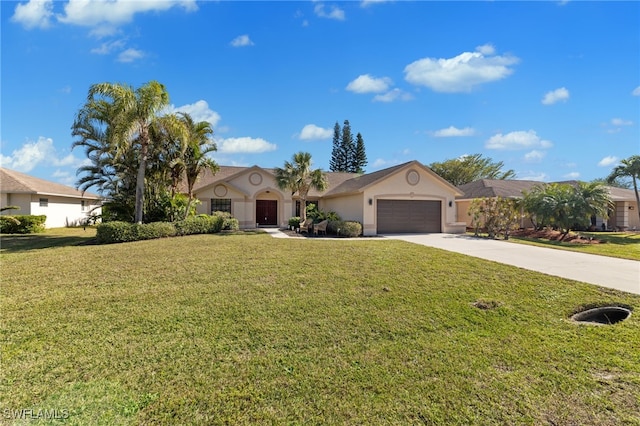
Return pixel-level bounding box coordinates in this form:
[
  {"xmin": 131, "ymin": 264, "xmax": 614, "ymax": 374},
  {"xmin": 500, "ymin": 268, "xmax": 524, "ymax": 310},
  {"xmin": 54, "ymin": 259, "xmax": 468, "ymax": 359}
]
[{"xmin": 0, "ymin": 168, "xmax": 100, "ymax": 199}]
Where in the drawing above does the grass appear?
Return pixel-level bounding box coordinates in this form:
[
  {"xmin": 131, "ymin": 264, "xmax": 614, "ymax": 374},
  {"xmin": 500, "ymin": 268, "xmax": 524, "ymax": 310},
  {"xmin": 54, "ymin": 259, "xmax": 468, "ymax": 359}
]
[
  {"xmin": 508, "ymin": 232, "xmax": 640, "ymax": 261},
  {"xmin": 1, "ymin": 228, "xmax": 639, "ymax": 425}
]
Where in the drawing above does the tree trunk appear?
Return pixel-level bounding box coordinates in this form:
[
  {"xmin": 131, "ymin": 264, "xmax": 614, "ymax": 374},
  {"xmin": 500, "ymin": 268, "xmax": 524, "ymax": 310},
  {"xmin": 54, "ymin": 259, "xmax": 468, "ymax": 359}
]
[
  {"xmin": 134, "ymin": 140, "xmax": 148, "ymax": 224},
  {"xmin": 184, "ymin": 194, "xmax": 193, "ymax": 220},
  {"xmin": 633, "ymin": 177, "xmax": 640, "ymax": 226}
]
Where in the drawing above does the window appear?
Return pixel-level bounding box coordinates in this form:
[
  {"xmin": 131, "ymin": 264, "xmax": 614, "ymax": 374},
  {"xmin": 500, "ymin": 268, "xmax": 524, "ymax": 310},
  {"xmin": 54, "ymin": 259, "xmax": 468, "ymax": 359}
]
[
  {"xmin": 211, "ymin": 198, "xmax": 231, "ymax": 214},
  {"xmin": 39, "ymin": 198, "xmax": 48, "ymax": 207}
]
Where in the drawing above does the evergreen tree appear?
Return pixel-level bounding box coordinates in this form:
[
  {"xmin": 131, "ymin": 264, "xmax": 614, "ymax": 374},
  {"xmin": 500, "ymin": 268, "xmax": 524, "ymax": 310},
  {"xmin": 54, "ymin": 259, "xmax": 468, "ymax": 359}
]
[
  {"xmin": 340, "ymin": 120, "xmax": 355, "ymax": 172},
  {"xmin": 329, "ymin": 122, "xmax": 342, "ymax": 172},
  {"xmin": 354, "ymin": 132, "xmax": 367, "ymax": 173}
]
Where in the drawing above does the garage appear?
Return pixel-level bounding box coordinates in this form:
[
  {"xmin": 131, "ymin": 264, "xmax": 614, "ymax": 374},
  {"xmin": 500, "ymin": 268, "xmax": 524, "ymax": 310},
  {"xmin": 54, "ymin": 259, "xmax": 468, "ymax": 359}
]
[{"xmin": 376, "ymin": 200, "xmax": 441, "ymax": 233}]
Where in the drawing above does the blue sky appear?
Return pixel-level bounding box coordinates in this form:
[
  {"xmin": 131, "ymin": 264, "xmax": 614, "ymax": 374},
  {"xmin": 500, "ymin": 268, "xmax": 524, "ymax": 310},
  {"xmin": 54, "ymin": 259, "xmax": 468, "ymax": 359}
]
[{"xmin": 2, "ymin": 0, "xmax": 639, "ymax": 188}]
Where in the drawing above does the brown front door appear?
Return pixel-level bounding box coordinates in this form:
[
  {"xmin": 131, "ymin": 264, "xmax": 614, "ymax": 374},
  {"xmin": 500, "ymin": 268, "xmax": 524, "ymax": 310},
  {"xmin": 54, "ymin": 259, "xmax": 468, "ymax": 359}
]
[{"xmin": 256, "ymin": 200, "xmax": 277, "ymax": 226}]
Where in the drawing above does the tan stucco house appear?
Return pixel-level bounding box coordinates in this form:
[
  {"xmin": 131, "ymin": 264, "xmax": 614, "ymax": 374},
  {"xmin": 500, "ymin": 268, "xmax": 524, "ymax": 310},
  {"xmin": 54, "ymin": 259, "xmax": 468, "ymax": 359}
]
[
  {"xmin": 192, "ymin": 160, "xmax": 466, "ymax": 236},
  {"xmin": 456, "ymin": 179, "xmax": 640, "ymax": 231},
  {"xmin": 0, "ymin": 168, "xmax": 102, "ymax": 228}
]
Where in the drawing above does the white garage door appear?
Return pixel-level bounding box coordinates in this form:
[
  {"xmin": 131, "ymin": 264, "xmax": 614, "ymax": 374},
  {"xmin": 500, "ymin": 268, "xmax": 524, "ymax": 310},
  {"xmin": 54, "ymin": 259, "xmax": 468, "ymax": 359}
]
[{"xmin": 377, "ymin": 200, "xmax": 441, "ymax": 233}]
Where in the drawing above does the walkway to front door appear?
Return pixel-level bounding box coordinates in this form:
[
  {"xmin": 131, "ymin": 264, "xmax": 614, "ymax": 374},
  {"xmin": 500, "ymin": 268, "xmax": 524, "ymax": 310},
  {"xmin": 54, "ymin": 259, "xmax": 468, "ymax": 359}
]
[{"xmin": 256, "ymin": 200, "xmax": 277, "ymax": 226}]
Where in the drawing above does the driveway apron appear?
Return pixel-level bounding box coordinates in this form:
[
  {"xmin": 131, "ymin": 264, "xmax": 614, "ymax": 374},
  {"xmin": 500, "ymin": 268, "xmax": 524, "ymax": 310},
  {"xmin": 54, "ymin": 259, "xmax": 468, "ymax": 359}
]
[{"xmin": 383, "ymin": 233, "xmax": 640, "ymax": 295}]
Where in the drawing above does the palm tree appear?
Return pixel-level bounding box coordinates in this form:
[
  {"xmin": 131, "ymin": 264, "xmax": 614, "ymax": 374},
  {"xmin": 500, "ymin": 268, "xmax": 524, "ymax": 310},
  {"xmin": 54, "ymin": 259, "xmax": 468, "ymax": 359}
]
[
  {"xmin": 274, "ymin": 152, "xmax": 327, "ymax": 222},
  {"xmin": 84, "ymin": 81, "xmax": 170, "ymax": 223},
  {"xmin": 607, "ymin": 155, "xmax": 640, "ymax": 225},
  {"xmin": 178, "ymin": 113, "xmax": 219, "ymax": 219}
]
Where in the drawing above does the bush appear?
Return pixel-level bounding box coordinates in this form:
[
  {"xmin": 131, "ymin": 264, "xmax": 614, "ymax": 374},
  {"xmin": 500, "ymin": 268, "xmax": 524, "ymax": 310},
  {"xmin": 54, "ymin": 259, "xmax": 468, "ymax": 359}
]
[
  {"xmin": 327, "ymin": 220, "xmax": 362, "ymax": 237},
  {"xmin": 174, "ymin": 215, "xmax": 222, "ymax": 236},
  {"xmin": 96, "ymin": 221, "xmax": 177, "ymax": 244},
  {"xmin": 212, "ymin": 211, "xmax": 239, "ymax": 231},
  {"xmin": 0, "ymin": 215, "xmax": 46, "ymax": 234},
  {"xmin": 288, "ymin": 216, "xmax": 301, "ymax": 229}
]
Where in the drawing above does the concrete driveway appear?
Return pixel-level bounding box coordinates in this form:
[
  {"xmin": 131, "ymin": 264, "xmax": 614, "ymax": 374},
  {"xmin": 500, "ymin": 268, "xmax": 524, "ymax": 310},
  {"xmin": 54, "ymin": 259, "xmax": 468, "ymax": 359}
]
[{"xmin": 383, "ymin": 233, "xmax": 640, "ymax": 295}]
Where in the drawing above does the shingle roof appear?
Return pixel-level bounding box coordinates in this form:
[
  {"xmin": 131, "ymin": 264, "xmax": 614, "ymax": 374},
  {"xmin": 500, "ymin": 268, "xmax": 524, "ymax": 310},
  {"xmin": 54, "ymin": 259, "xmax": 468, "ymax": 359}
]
[
  {"xmin": 0, "ymin": 168, "xmax": 100, "ymax": 199},
  {"xmin": 193, "ymin": 161, "xmax": 461, "ymax": 198},
  {"xmin": 456, "ymin": 179, "xmax": 543, "ymax": 199},
  {"xmin": 457, "ymin": 178, "xmax": 639, "ymax": 202}
]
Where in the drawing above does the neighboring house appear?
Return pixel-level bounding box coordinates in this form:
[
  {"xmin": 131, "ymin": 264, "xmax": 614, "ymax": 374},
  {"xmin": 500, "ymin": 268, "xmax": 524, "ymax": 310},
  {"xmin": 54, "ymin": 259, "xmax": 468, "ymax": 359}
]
[
  {"xmin": 192, "ymin": 160, "xmax": 466, "ymax": 236},
  {"xmin": 0, "ymin": 168, "xmax": 102, "ymax": 229},
  {"xmin": 455, "ymin": 179, "xmax": 640, "ymax": 231}
]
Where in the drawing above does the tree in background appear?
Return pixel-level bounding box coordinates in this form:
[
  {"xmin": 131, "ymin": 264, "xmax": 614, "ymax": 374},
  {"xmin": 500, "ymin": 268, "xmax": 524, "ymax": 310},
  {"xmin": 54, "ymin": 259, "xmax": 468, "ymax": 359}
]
[
  {"xmin": 353, "ymin": 132, "xmax": 368, "ymax": 174},
  {"xmin": 429, "ymin": 153, "xmax": 516, "ymax": 186},
  {"xmin": 607, "ymin": 155, "xmax": 640, "ymax": 225},
  {"xmin": 329, "ymin": 122, "xmax": 344, "ymax": 172},
  {"xmin": 522, "ymin": 182, "xmax": 611, "ymax": 241},
  {"xmin": 274, "ymin": 152, "xmax": 328, "ymax": 222},
  {"xmin": 329, "ymin": 120, "xmax": 367, "ymax": 173}
]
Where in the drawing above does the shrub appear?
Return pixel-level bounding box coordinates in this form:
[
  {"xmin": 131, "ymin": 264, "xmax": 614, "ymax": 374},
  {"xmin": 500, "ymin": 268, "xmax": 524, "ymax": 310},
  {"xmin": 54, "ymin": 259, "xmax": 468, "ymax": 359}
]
[
  {"xmin": 137, "ymin": 222, "xmax": 176, "ymax": 240},
  {"xmin": 288, "ymin": 216, "xmax": 301, "ymax": 229},
  {"xmin": 174, "ymin": 215, "xmax": 221, "ymax": 236},
  {"xmin": 327, "ymin": 220, "xmax": 362, "ymax": 237},
  {"xmin": 213, "ymin": 211, "xmax": 239, "ymax": 231},
  {"xmin": 0, "ymin": 215, "xmax": 46, "ymax": 234},
  {"xmin": 96, "ymin": 221, "xmax": 138, "ymax": 244}
]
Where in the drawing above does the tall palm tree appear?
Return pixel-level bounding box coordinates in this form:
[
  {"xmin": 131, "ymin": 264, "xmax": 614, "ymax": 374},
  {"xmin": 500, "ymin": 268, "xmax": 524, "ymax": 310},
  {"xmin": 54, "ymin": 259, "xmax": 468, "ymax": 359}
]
[
  {"xmin": 178, "ymin": 112, "xmax": 219, "ymax": 218},
  {"xmin": 84, "ymin": 81, "xmax": 170, "ymax": 223},
  {"xmin": 608, "ymin": 155, "xmax": 640, "ymax": 224},
  {"xmin": 274, "ymin": 152, "xmax": 327, "ymax": 222}
]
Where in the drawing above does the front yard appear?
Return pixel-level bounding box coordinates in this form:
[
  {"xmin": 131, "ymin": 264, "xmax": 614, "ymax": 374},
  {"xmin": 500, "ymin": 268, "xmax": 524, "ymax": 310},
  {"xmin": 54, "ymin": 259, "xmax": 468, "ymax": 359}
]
[
  {"xmin": 508, "ymin": 231, "xmax": 640, "ymax": 261},
  {"xmin": 1, "ymin": 229, "xmax": 639, "ymax": 424}
]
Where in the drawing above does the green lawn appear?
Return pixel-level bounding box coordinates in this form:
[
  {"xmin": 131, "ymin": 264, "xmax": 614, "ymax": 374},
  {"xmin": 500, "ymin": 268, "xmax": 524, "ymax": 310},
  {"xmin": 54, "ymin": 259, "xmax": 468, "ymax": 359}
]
[
  {"xmin": 1, "ymin": 229, "xmax": 639, "ymax": 425},
  {"xmin": 508, "ymin": 232, "xmax": 640, "ymax": 261}
]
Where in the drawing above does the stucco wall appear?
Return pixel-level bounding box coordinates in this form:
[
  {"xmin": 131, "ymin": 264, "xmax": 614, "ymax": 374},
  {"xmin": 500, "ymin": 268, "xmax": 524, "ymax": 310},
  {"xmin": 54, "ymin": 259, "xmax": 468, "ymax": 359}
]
[
  {"xmin": 323, "ymin": 193, "xmax": 363, "ymax": 223},
  {"xmin": 194, "ymin": 169, "xmax": 293, "ymax": 229},
  {"xmin": 29, "ymin": 195, "xmax": 100, "ymax": 228},
  {"xmin": 1, "ymin": 193, "xmax": 32, "ymax": 215}
]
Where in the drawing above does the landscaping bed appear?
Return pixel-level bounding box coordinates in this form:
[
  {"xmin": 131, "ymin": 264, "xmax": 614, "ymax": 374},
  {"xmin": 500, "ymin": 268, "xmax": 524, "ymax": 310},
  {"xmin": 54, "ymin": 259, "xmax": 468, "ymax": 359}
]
[{"xmin": 511, "ymin": 228, "xmax": 604, "ymax": 244}]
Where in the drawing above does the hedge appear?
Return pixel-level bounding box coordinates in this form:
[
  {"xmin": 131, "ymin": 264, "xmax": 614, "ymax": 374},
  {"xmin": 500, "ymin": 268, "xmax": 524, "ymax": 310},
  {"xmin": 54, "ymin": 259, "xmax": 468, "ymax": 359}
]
[
  {"xmin": 328, "ymin": 220, "xmax": 362, "ymax": 237},
  {"xmin": 95, "ymin": 213, "xmax": 239, "ymax": 244},
  {"xmin": 0, "ymin": 215, "xmax": 46, "ymax": 234}
]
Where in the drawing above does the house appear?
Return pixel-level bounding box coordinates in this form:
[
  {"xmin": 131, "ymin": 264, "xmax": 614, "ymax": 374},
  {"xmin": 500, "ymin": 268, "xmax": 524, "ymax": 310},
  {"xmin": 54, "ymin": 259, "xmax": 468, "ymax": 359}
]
[
  {"xmin": 0, "ymin": 168, "xmax": 102, "ymax": 228},
  {"xmin": 455, "ymin": 179, "xmax": 640, "ymax": 231},
  {"xmin": 192, "ymin": 160, "xmax": 466, "ymax": 236}
]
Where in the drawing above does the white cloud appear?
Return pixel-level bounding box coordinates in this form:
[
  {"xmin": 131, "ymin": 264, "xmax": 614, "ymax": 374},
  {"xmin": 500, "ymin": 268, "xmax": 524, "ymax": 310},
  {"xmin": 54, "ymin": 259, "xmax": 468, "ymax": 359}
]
[
  {"xmin": 217, "ymin": 137, "xmax": 277, "ymax": 154},
  {"xmin": 373, "ymin": 89, "xmax": 413, "ymax": 103},
  {"xmin": 486, "ymin": 130, "xmax": 553, "ymax": 150},
  {"xmin": 230, "ymin": 34, "xmax": 254, "ymax": 47},
  {"xmin": 165, "ymin": 100, "xmax": 222, "ymax": 128},
  {"xmin": 598, "ymin": 156, "xmax": 618, "ymax": 167},
  {"xmin": 314, "ymin": 3, "xmax": 345, "ymax": 20},
  {"xmin": 432, "ymin": 126, "xmax": 475, "ymax": 137},
  {"xmin": 90, "ymin": 39, "xmax": 126, "ymax": 55},
  {"xmin": 563, "ymin": 172, "xmax": 580, "ymax": 179},
  {"xmin": 346, "ymin": 74, "xmax": 392, "ymax": 94},
  {"xmin": 404, "ymin": 45, "xmax": 519, "ymax": 93},
  {"xmin": 52, "ymin": 169, "xmax": 76, "ymax": 186},
  {"xmin": 371, "ymin": 158, "xmax": 401, "ymax": 169},
  {"xmin": 117, "ymin": 48, "xmax": 144, "ymax": 63},
  {"xmin": 0, "ymin": 137, "xmax": 86, "ymax": 172},
  {"xmin": 299, "ymin": 124, "xmax": 333, "ymax": 140},
  {"xmin": 57, "ymin": 0, "xmax": 197, "ymax": 36},
  {"xmin": 361, "ymin": 0, "xmax": 389, "ymax": 6},
  {"xmin": 11, "ymin": 0, "xmax": 54, "ymax": 29},
  {"xmin": 518, "ymin": 172, "xmax": 548, "ymax": 182},
  {"xmin": 542, "ymin": 87, "xmax": 570, "ymax": 105},
  {"xmin": 611, "ymin": 118, "xmax": 633, "ymax": 126},
  {"xmin": 523, "ymin": 150, "xmax": 546, "ymax": 163},
  {"xmin": 633, "ymin": 86, "xmax": 640, "ymax": 96}
]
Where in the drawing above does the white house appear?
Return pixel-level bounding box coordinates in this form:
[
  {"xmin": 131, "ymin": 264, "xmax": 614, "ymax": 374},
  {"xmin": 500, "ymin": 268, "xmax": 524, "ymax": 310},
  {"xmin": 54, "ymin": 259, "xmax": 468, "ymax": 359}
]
[{"xmin": 0, "ymin": 168, "xmax": 102, "ymax": 229}]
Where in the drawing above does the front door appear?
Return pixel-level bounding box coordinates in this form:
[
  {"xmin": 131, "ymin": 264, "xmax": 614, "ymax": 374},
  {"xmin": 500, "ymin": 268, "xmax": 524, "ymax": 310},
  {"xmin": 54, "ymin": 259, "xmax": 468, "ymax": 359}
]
[{"xmin": 256, "ymin": 200, "xmax": 277, "ymax": 226}]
